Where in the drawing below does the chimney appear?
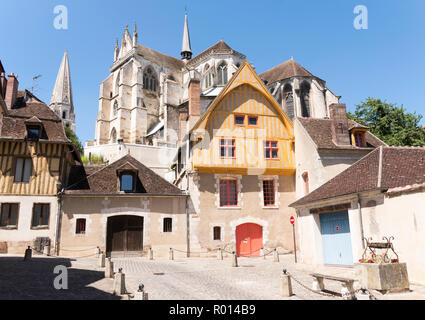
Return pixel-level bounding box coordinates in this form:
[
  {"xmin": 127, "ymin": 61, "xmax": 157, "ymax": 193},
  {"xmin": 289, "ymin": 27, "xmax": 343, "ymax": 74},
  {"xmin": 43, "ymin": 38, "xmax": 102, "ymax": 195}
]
[
  {"xmin": 188, "ymin": 78, "xmax": 200, "ymax": 117},
  {"xmin": 329, "ymin": 103, "xmax": 351, "ymax": 146},
  {"xmin": 4, "ymin": 73, "xmax": 19, "ymax": 109},
  {"xmin": 0, "ymin": 72, "xmax": 6, "ymax": 99}
]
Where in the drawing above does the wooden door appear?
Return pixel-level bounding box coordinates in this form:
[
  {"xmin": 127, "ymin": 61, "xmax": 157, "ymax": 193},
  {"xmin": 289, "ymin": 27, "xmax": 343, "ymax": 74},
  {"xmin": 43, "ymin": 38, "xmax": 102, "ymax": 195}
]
[
  {"xmin": 236, "ymin": 223, "xmax": 263, "ymax": 257},
  {"xmin": 106, "ymin": 215, "xmax": 143, "ymax": 253}
]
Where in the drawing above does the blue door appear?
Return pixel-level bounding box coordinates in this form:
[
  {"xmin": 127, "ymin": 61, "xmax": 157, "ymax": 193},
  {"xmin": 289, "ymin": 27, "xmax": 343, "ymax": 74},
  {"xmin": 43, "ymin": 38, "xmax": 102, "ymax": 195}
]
[{"xmin": 320, "ymin": 211, "xmax": 353, "ymax": 266}]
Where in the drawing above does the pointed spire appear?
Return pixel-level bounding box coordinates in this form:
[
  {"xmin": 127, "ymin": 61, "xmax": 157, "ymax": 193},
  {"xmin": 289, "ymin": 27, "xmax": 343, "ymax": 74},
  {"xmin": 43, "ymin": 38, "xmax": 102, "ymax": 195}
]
[
  {"xmin": 114, "ymin": 38, "xmax": 119, "ymax": 61},
  {"xmin": 132, "ymin": 22, "xmax": 138, "ymax": 48},
  {"xmin": 181, "ymin": 13, "xmax": 192, "ymax": 61},
  {"xmin": 50, "ymin": 51, "xmax": 73, "ymax": 111}
]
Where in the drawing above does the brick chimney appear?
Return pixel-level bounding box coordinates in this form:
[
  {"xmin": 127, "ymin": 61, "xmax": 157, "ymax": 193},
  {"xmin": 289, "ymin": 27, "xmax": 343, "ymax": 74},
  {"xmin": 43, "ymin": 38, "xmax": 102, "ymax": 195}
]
[
  {"xmin": 4, "ymin": 73, "xmax": 19, "ymax": 109},
  {"xmin": 329, "ymin": 103, "xmax": 351, "ymax": 146},
  {"xmin": 0, "ymin": 72, "xmax": 6, "ymax": 99},
  {"xmin": 188, "ymin": 78, "xmax": 200, "ymax": 129}
]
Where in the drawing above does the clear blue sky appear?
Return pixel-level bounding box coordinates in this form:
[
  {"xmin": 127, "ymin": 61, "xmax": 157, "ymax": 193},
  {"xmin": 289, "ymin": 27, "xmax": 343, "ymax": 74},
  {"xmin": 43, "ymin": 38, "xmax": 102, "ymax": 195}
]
[{"xmin": 1, "ymin": 0, "xmax": 424, "ymax": 142}]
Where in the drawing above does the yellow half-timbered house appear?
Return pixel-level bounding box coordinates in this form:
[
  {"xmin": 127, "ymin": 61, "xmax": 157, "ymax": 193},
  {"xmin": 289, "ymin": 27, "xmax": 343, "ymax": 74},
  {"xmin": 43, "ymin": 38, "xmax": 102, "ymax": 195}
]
[
  {"xmin": 177, "ymin": 61, "xmax": 297, "ymax": 257},
  {"xmin": 0, "ymin": 85, "xmax": 80, "ymax": 254}
]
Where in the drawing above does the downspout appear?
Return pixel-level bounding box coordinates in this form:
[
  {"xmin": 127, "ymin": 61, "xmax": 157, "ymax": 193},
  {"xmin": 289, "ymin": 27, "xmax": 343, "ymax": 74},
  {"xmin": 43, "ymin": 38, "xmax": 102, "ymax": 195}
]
[
  {"xmin": 55, "ymin": 189, "xmax": 64, "ymax": 256},
  {"xmin": 357, "ymin": 193, "xmax": 365, "ymax": 250}
]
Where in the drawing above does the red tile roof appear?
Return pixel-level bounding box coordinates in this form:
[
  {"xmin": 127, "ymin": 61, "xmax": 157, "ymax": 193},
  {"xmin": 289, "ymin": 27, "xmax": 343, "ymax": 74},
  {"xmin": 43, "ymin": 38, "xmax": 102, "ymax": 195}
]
[
  {"xmin": 260, "ymin": 59, "xmax": 321, "ymax": 84},
  {"xmin": 291, "ymin": 147, "xmax": 425, "ymax": 207}
]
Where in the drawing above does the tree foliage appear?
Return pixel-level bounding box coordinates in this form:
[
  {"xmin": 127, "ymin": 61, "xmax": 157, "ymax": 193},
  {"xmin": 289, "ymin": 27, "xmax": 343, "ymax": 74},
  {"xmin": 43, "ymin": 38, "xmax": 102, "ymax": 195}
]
[
  {"xmin": 64, "ymin": 126, "xmax": 84, "ymax": 155},
  {"xmin": 347, "ymin": 98, "xmax": 425, "ymax": 147}
]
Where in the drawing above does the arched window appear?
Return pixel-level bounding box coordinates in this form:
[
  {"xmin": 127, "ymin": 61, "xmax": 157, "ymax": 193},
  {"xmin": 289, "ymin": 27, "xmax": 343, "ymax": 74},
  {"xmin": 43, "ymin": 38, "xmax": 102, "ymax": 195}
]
[
  {"xmin": 143, "ymin": 67, "xmax": 157, "ymax": 91},
  {"xmin": 300, "ymin": 81, "xmax": 311, "ymax": 118},
  {"xmin": 217, "ymin": 63, "xmax": 228, "ymax": 85},
  {"xmin": 113, "ymin": 100, "xmax": 118, "ymax": 116},
  {"xmin": 110, "ymin": 128, "xmax": 117, "ymax": 144},
  {"xmin": 283, "ymin": 83, "xmax": 294, "ymax": 120},
  {"xmin": 203, "ymin": 64, "xmax": 213, "ymax": 89}
]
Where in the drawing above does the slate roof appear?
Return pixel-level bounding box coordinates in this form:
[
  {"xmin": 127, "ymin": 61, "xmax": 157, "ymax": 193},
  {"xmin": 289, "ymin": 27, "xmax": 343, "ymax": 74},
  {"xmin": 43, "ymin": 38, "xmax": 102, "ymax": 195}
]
[
  {"xmin": 186, "ymin": 40, "xmax": 246, "ymax": 67},
  {"xmin": 260, "ymin": 59, "xmax": 321, "ymax": 84},
  {"xmin": 290, "ymin": 147, "xmax": 425, "ymax": 207},
  {"xmin": 298, "ymin": 117, "xmax": 386, "ymax": 150},
  {"xmin": 137, "ymin": 44, "xmax": 185, "ymax": 71},
  {"xmin": 65, "ymin": 154, "xmax": 184, "ymax": 196}
]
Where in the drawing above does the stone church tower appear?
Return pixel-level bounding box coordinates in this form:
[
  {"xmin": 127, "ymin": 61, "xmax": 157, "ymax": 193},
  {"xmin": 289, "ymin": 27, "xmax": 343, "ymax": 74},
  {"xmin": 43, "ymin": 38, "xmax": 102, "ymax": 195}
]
[{"xmin": 50, "ymin": 51, "xmax": 76, "ymax": 131}]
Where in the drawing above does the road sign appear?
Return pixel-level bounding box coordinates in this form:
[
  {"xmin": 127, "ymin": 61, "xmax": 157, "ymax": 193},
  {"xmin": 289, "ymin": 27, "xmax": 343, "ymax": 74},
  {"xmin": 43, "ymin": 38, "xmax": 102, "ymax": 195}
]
[{"xmin": 290, "ymin": 216, "xmax": 295, "ymax": 225}]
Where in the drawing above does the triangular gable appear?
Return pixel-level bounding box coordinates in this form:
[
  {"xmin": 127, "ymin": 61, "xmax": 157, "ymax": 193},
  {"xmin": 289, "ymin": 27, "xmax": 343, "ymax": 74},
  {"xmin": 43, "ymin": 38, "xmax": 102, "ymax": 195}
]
[{"xmin": 191, "ymin": 60, "xmax": 294, "ymax": 138}]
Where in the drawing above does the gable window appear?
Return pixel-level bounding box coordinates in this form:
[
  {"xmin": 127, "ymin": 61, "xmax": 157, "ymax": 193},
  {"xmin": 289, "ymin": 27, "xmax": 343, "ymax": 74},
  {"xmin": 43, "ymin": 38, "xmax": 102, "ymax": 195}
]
[
  {"xmin": 264, "ymin": 141, "xmax": 279, "ymax": 159},
  {"xmin": 0, "ymin": 203, "xmax": 19, "ymax": 228},
  {"xmin": 234, "ymin": 115, "xmax": 245, "ymax": 126},
  {"xmin": 14, "ymin": 158, "xmax": 32, "ymax": 183},
  {"xmin": 143, "ymin": 68, "xmax": 157, "ymax": 91},
  {"xmin": 218, "ymin": 63, "xmax": 228, "ymax": 85},
  {"xmin": 353, "ymin": 131, "xmax": 366, "ymax": 147},
  {"xmin": 120, "ymin": 172, "xmax": 135, "ymax": 192},
  {"xmin": 163, "ymin": 218, "xmax": 172, "ymax": 233},
  {"xmin": 220, "ymin": 139, "xmax": 235, "ymax": 158},
  {"xmin": 263, "ymin": 180, "xmax": 275, "ymax": 206},
  {"xmin": 213, "ymin": 226, "xmax": 221, "ymax": 240},
  {"xmin": 248, "ymin": 116, "xmax": 258, "ymax": 126},
  {"xmin": 219, "ymin": 178, "xmax": 237, "ymax": 207},
  {"xmin": 27, "ymin": 125, "xmax": 41, "ymax": 141},
  {"xmin": 302, "ymin": 172, "xmax": 309, "ymax": 195},
  {"xmin": 32, "ymin": 204, "xmax": 50, "ymax": 229},
  {"xmin": 76, "ymin": 218, "xmax": 86, "ymax": 234}
]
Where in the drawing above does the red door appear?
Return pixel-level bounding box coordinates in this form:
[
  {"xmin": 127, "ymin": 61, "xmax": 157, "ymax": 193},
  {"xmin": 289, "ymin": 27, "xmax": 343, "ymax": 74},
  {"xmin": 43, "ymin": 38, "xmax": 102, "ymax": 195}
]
[{"xmin": 236, "ymin": 223, "xmax": 263, "ymax": 257}]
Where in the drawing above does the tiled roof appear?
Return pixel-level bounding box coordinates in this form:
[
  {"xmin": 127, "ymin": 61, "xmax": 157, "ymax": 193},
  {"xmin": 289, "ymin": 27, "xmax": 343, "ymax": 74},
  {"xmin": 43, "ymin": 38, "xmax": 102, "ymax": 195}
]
[
  {"xmin": 186, "ymin": 40, "xmax": 246, "ymax": 67},
  {"xmin": 137, "ymin": 44, "xmax": 184, "ymax": 71},
  {"xmin": 291, "ymin": 147, "xmax": 425, "ymax": 207},
  {"xmin": 0, "ymin": 102, "xmax": 69, "ymax": 143},
  {"xmin": 65, "ymin": 154, "xmax": 184, "ymax": 196},
  {"xmin": 298, "ymin": 117, "xmax": 386, "ymax": 150},
  {"xmin": 259, "ymin": 59, "xmax": 319, "ymax": 84}
]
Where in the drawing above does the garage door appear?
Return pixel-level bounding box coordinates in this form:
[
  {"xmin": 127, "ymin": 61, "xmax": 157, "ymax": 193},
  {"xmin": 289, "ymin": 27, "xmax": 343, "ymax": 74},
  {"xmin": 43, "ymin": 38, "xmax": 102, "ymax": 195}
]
[{"xmin": 320, "ymin": 211, "xmax": 353, "ymax": 266}]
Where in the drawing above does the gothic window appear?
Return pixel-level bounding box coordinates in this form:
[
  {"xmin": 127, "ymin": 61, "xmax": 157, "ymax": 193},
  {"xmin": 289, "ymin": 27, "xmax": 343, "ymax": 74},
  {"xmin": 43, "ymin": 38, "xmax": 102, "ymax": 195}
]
[
  {"xmin": 218, "ymin": 63, "xmax": 228, "ymax": 85},
  {"xmin": 204, "ymin": 65, "xmax": 213, "ymax": 89},
  {"xmin": 300, "ymin": 81, "xmax": 311, "ymax": 118},
  {"xmin": 113, "ymin": 101, "xmax": 118, "ymax": 116},
  {"xmin": 283, "ymin": 84, "xmax": 294, "ymax": 120},
  {"xmin": 143, "ymin": 67, "xmax": 157, "ymax": 92},
  {"xmin": 110, "ymin": 128, "xmax": 117, "ymax": 144}
]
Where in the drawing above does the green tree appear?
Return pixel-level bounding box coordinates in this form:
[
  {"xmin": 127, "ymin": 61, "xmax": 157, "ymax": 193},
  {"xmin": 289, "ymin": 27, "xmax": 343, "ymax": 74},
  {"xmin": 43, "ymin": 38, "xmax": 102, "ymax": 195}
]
[
  {"xmin": 347, "ymin": 98, "xmax": 425, "ymax": 147},
  {"xmin": 64, "ymin": 126, "xmax": 83, "ymax": 155}
]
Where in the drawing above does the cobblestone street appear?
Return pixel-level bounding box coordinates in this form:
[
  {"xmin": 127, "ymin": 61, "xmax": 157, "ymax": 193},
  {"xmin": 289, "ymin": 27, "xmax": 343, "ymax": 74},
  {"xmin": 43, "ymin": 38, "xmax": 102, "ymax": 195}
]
[{"xmin": 1, "ymin": 253, "xmax": 424, "ymax": 300}]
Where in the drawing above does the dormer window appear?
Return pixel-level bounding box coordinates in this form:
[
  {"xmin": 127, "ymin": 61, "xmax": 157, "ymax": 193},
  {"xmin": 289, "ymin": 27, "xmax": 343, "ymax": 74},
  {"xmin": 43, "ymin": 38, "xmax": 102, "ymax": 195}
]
[
  {"xmin": 120, "ymin": 172, "xmax": 135, "ymax": 192},
  {"xmin": 26, "ymin": 125, "xmax": 41, "ymax": 141},
  {"xmin": 351, "ymin": 130, "xmax": 367, "ymax": 147}
]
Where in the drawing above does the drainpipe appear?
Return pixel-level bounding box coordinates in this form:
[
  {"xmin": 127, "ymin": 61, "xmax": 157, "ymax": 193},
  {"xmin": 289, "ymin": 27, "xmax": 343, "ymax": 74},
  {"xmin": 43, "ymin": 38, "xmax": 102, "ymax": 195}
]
[
  {"xmin": 55, "ymin": 186, "xmax": 64, "ymax": 256},
  {"xmin": 185, "ymin": 171, "xmax": 190, "ymax": 258},
  {"xmin": 357, "ymin": 193, "xmax": 365, "ymax": 250}
]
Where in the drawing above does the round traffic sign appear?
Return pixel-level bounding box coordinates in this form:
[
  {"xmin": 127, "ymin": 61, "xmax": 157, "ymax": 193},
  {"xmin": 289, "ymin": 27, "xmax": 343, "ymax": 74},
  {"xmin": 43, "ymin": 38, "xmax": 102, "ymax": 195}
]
[{"xmin": 290, "ymin": 216, "xmax": 295, "ymax": 225}]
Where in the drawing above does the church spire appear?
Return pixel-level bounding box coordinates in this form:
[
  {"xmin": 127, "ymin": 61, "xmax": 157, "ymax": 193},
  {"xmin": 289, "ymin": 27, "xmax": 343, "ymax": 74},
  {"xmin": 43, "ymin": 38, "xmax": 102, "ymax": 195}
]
[
  {"xmin": 181, "ymin": 13, "xmax": 192, "ymax": 61},
  {"xmin": 132, "ymin": 23, "xmax": 138, "ymax": 48},
  {"xmin": 50, "ymin": 51, "xmax": 75, "ymax": 130}
]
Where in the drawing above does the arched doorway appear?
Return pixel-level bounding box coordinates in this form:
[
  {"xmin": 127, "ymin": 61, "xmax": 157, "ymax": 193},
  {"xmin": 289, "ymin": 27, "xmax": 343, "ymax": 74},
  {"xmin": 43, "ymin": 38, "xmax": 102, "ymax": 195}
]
[
  {"xmin": 106, "ymin": 215, "xmax": 144, "ymax": 255},
  {"xmin": 236, "ymin": 223, "xmax": 263, "ymax": 257}
]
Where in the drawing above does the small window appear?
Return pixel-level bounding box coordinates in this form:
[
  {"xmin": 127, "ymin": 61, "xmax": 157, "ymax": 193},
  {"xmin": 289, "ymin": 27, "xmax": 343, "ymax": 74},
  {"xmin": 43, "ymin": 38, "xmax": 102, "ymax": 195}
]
[
  {"xmin": 32, "ymin": 204, "xmax": 50, "ymax": 228},
  {"xmin": 354, "ymin": 132, "xmax": 366, "ymax": 147},
  {"xmin": 163, "ymin": 218, "xmax": 172, "ymax": 233},
  {"xmin": 220, "ymin": 139, "xmax": 235, "ymax": 158},
  {"xmin": 76, "ymin": 218, "xmax": 86, "ymax": 234},
  {"xmin": 62, "ymin": 111, "xmax": 67, "ymax": 119},
  {"xmin": 120, "ymin": 173, "xmax": 134, "ymax": 192},
  {"xmin": 263, "ymin": 180, "xmax": 275, "ymax": 206},
  {"xmin": 234, "ymin": 115, "xmax": 245, "ymax": 126},
  {"xmin": 0, "ymin": 203, "xmax": 19, "ymax": 228},
  {"xmin": 213, "ymin": 226, "xmax": 221, "ymax": 240},
  {"xmin": 248, "ymin": 116, "xmax": 258, "ymax": 126},
  {"xmin": 302, "ymin": 172, "xmax": 309, "ymax": 195},
  {"xmin": 219, "ymin": 179, "xmax": 237, "ymax": 207},
  {"xmin": 14, "ymin": 158, "xmax": 32, "ymax": 183},
  {"xmin": 27, "ymin": 126, "xmax": 41, "ymax": 141},
  {"xmin": 264, "ymin": 141, "xmax": 279, "ymax": 159}
]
